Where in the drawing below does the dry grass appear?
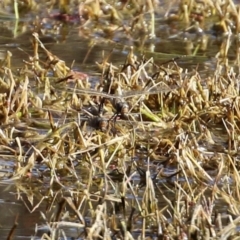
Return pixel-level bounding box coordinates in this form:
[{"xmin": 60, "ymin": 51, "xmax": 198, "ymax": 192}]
[{"xmin": 1, "ymin": 0, "xmax": 240, "ymax": 239}]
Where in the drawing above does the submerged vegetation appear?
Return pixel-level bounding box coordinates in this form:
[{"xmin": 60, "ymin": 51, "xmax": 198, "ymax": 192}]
[{"xmin": 2, "ymin": 0, "xmax": 240, "ymax": 239}]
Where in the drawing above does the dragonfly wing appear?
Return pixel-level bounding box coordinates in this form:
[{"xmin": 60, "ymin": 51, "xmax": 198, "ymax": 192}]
[{"xmin": 64, "ymin": 82, "xmax": 178, "ymax": 99}]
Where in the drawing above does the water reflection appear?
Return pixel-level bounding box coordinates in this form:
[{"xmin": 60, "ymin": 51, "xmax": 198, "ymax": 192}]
[
  {"xmin": 0, "ymin": 182, "xmax": 44, "ymax": 238},
  {"xmin": 0, "ymin": 17, "xmax": 227, "ymax": 77}
]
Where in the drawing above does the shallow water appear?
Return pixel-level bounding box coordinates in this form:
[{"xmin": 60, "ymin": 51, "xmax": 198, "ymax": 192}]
[{"xmin": 0, "ymin": 182, "xmax": 45, "ymax": 238}]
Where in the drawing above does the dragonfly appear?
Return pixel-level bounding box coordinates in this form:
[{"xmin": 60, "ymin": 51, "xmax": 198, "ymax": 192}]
[{"xmin": 63, "ymin": 81, "xmax": 179, "ymax": 119}]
